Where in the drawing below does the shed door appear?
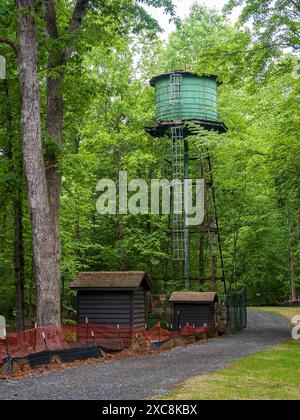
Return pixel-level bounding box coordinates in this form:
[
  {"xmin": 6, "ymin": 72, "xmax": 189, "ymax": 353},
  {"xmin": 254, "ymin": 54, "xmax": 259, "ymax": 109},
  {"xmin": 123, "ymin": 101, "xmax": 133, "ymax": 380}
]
[
  {"xmin": 174, "ymin": 303, "xmax": 213, "ymax": 329},
  {"xmin": 77, "ymin": 291, "xmax": 131, "ymax": 325}
]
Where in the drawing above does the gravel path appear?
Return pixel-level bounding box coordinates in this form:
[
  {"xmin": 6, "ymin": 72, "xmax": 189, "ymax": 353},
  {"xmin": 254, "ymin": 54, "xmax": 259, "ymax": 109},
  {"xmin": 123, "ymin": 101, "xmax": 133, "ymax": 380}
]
[{"xmin": 0, "ymin": 311, "xmax": 291, "ymax": 400}]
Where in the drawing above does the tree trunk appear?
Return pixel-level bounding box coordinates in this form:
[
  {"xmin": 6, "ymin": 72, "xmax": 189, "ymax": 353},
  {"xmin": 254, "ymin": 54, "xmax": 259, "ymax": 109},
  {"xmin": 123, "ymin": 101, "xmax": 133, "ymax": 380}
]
[
  {"xmin": 232, "ymin": 228, "xmax": 239, "ymax": 290},
  {"xmin": 17, "ymin": 0, "xmax": 61, "ymax": 326},
  {"xmin": 3, "ymin": 78, "xmax": 25, "ymax": 331},
  {"xmin": 45, "ymin": 77, "xmax": 65, "ymax": 315},
  {"xmin": 117, "ymin": 216, "xmax": 126, "ymax": 271},
  {"xmin": 199, "ymin": 232, "xmax": 206, "ymax": 284},
  {"xmin": 287, "ymin": 210, "xmax": 297, "ymax": 302},
  {"xmin": 14, "ymin": 198, "xmax": 25, "ymax": 331},
  {"xmin": 208, "ymin": 187, "xmax": 218, "ymax": 292},
  {"xmin": 199, "ymin": 156, "xmax": 207, "ymax": 285},
  {"xmin": 42, "ymin": 0, "xmax": 91, "ymax": 314},
  {"xmin": 44, "ymin": 0, "xmax": 64, "ymax": 307},
  {"xmin": 28, "ymin": 255, "xmax": 36, "ymax": 324},
  {"xmin": 115, "ymin": 143, "xmax": 126, "ymax": 271},
  {"xmin": 209, "ymin": 226, "xmax": 218, "ymax": 293},
  {"xmin": 296, "ymin": 210, "xmax": 300, "ymax": 268}
]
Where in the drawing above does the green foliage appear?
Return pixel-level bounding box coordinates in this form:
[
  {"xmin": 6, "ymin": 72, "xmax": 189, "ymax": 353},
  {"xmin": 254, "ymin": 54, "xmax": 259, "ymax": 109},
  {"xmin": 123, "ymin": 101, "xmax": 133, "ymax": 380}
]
[
  {"xmin": 0, "ymin": 0, "xmax": 299, "ymax": 324},
  {"xmin": 226, "ymin": 0, "xmax": 300, "ymax": 52},
  {"xmin": 154, "ymin": 3, "xmax": 300, "ymax": 303}
]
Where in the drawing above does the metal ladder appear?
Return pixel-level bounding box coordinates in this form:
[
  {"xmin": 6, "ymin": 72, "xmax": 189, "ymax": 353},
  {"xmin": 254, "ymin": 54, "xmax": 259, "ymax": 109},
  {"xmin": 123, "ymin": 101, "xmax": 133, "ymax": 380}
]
[
  {"xmin": 170, "ymin": 74, "xmax": 182, "ymax": 103},
  {"xmin": 171, "ymin": 125, "xmax": 185, "ymax": 261}
]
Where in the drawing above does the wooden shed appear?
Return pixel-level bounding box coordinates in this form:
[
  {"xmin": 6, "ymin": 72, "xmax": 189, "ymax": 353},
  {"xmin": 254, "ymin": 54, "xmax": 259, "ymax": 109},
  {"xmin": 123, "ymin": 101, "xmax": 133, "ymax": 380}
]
[
  {"xmin": 169, "ymin": 292, "xmax": 218, "ymax": 329},
  {"xmin": 70, "ymin": 272, "xmax": 151, "ymax": 328}
]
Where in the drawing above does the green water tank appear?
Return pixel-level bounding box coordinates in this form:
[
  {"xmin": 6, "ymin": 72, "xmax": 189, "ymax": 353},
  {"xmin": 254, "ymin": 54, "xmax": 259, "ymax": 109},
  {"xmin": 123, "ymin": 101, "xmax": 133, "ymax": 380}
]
[{"xmin": 150, "ymin": 71, "xmax": 220, "ymax": 123}]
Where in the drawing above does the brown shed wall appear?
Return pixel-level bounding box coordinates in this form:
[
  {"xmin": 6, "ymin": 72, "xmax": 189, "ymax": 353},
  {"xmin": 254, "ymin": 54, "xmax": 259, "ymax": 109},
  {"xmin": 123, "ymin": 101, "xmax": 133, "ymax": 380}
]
[{"xmin": 173, "ymin": 303, "xmax": 215, "ymax": 329}]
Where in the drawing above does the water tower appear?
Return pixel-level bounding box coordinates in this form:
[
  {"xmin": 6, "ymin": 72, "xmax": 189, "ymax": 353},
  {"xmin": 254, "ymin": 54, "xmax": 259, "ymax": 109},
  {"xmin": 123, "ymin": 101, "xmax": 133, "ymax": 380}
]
[{"xmin": 147, "ymin": 71, "xmax": 227, "ymax": 292}]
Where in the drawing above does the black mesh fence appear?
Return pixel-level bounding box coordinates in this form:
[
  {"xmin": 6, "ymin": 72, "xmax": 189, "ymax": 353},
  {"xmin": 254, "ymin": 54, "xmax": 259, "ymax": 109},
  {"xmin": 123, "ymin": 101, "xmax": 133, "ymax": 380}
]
[{"xmin": 226, "ymin": 289, "xmax": 247, "ymax": 333}]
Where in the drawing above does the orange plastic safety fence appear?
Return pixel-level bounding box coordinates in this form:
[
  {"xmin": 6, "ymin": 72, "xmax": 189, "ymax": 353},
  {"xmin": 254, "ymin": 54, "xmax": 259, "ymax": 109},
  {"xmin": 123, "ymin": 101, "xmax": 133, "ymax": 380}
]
[
  {"xmin": 146, "ymin": 323, "xmax": 211, "ymax": 342},
  {"xmin": 0, "ymin": 323, "xmax": 212, "ymax": 363},
  {"xmin": 0, "ymin": 326, "xmax": 69, "ymax": 362},
  {"xmin": 0, "ymin": 324, "xmax": 147, "ymax": 362},
  {"xmin": 0, "ymin": 339, "xmax": 7, "ymax": 363}
]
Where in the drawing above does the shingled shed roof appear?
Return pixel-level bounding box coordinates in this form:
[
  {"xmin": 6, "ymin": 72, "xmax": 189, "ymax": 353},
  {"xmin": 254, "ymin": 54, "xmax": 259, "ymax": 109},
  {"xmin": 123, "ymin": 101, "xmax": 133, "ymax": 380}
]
[
  {"xmin": 71, "ymin": 272, "xmax": 151, "ymax": 291},
  {"xmin": 169, "ymin": 292, "xmax": 218, "ymax": 303}
]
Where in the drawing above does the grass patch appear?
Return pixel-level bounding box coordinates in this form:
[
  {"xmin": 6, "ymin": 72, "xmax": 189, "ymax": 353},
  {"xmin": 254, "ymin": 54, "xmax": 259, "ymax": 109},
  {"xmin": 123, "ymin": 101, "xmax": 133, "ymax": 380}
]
[
  {"xmin": 164, "ymin": 341, "xmax": 300, "ymax": 400},
  {"xmin": 163, "ymin": 307, "xmax": 300, "ymax": 400}
]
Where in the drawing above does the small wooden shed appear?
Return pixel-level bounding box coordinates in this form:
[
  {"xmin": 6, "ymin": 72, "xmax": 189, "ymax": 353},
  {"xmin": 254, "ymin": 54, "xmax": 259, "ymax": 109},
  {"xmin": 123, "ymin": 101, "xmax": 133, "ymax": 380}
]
[
  {"xmin": 71, "ymin": 272, "xmax": 151, "ymax": 328},
  {"xmin": 169, "ymin": 292, "xmax": 218, "ymax": 329}
]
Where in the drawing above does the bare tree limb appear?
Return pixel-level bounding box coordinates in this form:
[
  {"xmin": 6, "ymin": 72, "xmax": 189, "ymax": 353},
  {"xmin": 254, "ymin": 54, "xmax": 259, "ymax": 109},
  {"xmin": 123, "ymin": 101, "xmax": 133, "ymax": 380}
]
[{"xmin": 0, "ymin": 37, "xmax": 19, "ymax": 55}]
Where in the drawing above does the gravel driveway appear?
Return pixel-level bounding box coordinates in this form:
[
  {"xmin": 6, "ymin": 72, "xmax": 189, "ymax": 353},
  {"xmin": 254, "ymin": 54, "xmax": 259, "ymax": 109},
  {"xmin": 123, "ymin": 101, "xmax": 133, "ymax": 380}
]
[{"xmin": 0, "ymin": 311, "xmax": 291, "ymax": 400}]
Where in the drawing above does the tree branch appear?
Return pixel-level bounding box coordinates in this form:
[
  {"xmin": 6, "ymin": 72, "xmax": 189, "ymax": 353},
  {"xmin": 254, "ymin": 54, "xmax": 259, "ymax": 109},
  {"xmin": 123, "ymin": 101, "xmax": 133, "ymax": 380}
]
[
  {"xmin": 69, "ymin": 0, "xmax": 91, "ymax": 34},
  {"xmin": 61, "ymin": 0, "xmax": 90, "ymax": 63},
  {"xmin": 290, "ymin": 0, "xmax": 300, "ymax": 13},
  {"xmin": 0, "ymin": 37, "xmax": 19, "ymax": 55},
  {"xmin": 43, "ymin": 0, "xmax": 59, "ymax": 40},
  {"xmin": 42, "ymin": 0, "xmax": 91, "ymax": 66}
]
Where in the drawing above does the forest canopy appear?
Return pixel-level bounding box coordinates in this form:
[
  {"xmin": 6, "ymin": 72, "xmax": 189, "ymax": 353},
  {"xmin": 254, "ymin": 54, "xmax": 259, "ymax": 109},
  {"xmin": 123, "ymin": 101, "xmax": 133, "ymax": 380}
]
[{"xmin": 0, "ymin": 0, "xmax": 299, "ymax": 329}]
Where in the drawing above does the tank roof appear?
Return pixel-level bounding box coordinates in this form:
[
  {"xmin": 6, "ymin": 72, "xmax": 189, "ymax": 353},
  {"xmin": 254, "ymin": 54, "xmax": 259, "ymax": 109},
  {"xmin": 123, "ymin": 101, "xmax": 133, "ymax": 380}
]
[{"xmin": 149, "ymin": 71, "xmax": 220, "ymax": 87}]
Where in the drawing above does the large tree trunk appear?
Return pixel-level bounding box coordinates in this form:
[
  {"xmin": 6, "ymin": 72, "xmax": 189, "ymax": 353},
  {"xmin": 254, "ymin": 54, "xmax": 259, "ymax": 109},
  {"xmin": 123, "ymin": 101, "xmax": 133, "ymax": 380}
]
[
  {"xmin": 45, "ymin": 76, "xmax": 63, "ymax": 303},
  {"xmin": 14, "ymin": 197, "xmax": 25, "ymax": 331},
  {"xmin": 44, "ymin": 0, "xmax": 64, "ymax": 305},
  {"xmin": 28, "ymin": 255, "xmax": 35, "ymax": 324},
  {"xmin": 17, "ymin": 0, "xmax": 61, "ymax": 326},
  {"xmin": 42, "ymin": 0, "xmax": 91, "ymax": 308}
]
